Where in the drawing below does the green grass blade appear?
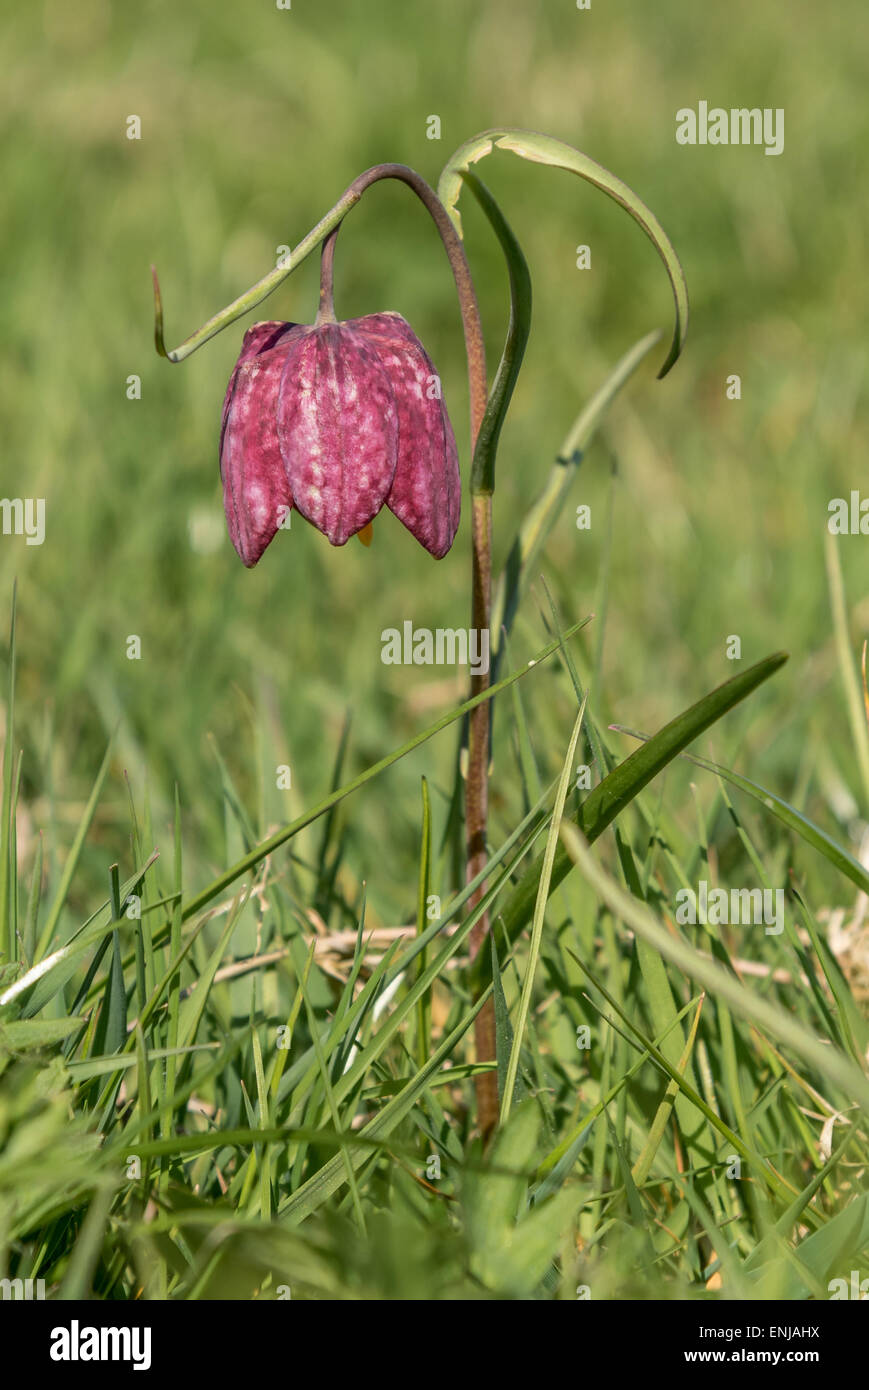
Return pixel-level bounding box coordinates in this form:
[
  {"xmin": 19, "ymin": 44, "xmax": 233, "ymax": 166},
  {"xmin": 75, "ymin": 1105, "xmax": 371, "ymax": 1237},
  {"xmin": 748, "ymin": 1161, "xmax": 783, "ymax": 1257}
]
[
  {"xmin": 0, "ymin": 585, "xmax": 16, "ymax": 962},
  {"xmin": 492, "ymin": 934, "xmax": 523, "ymax": 1111},
  {"xmin": 1, "ymin": 853, "xmax": 158, "ymax": 1013},
  {"xmin": 35, "ymin": 737, "xmax": 116, "ymax": 960},
  {"xmin": 491, "ymin": 330, "xmax": 661, "ymax": 661},
  {"xmin": 250, "ymin": 1027, "xmax": 272, "ymax": 1223},
  {"xmin": 482, "ymin": 652, "xmax": 789, "ymax": 980},
  {"xmin": 825, "ymin": 529, "xmax": 869, "ymax": 806},
  {"xmin": 501, "ymin": 697, "xmax": 586, "ymax": 1122},
  {"xmin": 613, "ymin": 727, "xmax": 869, "ymax": 900},
  {"xmin": 632, "ymin": 995, "xmax": 705, "ymax": 1186},
  {"xmin": 560, "ymin": 822, "xmax": 869, "ymax": 1114}
]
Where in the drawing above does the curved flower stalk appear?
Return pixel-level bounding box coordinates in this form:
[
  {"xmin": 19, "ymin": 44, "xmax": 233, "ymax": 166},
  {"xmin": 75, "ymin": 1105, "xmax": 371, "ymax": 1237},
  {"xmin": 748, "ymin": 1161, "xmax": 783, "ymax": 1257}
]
[
  {"xmin": 152, "ymin": 130, "xmax": 688, "ymax": 1140},
  {"xmin": 152, "ymin": 162, "xmax": 486, "ymax": 426}
]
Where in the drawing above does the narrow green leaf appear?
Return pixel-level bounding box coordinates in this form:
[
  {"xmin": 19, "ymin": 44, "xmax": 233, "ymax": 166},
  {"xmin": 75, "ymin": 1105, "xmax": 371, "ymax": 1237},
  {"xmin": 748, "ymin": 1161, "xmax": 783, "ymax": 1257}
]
[
  {"xmin": 177, "ymin": 894, "xmax": 245, "ymax": 1050},
  {"xmin": 825, "ymin": 529, "xmax": 869, "ymax": 806},
  {"xmin": 250, "ymin": 1028, "xmax": 272, "ymax": 1223},
  {"xmin": 301, "ymin": 986, "xmax": 365, "ymax": 1231},
  {"xmin": 491, "ymin": 330, "xmax": 661, "ymax": 662},
  {"xmin": 0, "ymin": 585, "xmax": 17, "ymax": 963},
  {"xmin": 613, "ymin": 727, "xmax": 869, "ymax": 901},
  {"xmin": 534, "ymin": 993, "xmax": 702, "ymax": 1183},
  {"xmin": 491, "ymin": 934, "xmax": 523, "ymax": 1110},
  {"xmin": 632, "ymin": 995, "xmax": 705, "ymax": 1186},
  {"xmin": 65, "ymin": 1043, "xmax": 217, "ymax": 1080},
  {"xmin": 563, "ymin": 942, "xmax": 790, "ymax": 1200},
  {"xmin": 35, "ymin": 737, "xmax": 116, "ymax": 960},
  {"xmin": 750, "ymin": 1194, "xmax": 869, "ymax": 1298},
  {"xmin": 58, "ymin": 1184, "xmax": 116, "ymax": 1300},
  {"xmin": 92, "ymin": 865, "xmax": 126, "ymax": 1058},
  {"xmin": 161, "ymin": 787, "xmax": 184, "ymax": 1139},
  {"xmin": 268, "ymin": 939, "xmax": 315, "ymax": 1100},
  {"xmin": 461, "ymin": 171, "xmax": 532, "ymax": 496},
  {"xmin": 439, "ymin": 128, "xmax": 688, "ymax": 377},
  {"xmin": 0, "ymin": 1016, "xmax": 85, "ymax": 1049},
  {"xmin": 23, "ymin": 832, "xmax": 43, "ymax": 968},
  {"xmin": 481, "ymin": 653, "xmax": 789, "ymax": 982},
  {"xmin": 2, "ymin": 852, "xmax": 158, "ymax": 1014},
  {"xmin": 501, "ymin": 697, "xmax": 586, "ymax": 1122}
]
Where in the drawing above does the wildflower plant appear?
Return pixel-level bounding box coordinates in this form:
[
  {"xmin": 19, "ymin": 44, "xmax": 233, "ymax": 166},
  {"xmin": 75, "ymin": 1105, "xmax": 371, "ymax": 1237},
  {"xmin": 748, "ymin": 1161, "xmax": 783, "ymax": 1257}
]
[{"xmin": 153, "ymin": 129, "xmax": 689, "ymax": 1132}]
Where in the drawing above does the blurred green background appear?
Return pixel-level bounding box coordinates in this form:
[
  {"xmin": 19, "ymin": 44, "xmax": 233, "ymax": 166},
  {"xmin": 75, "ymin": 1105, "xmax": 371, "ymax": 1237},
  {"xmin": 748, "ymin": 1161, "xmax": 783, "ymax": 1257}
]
[{"xmin": 2, "ymin": 0, "xmax": 868, "ymax": 927}]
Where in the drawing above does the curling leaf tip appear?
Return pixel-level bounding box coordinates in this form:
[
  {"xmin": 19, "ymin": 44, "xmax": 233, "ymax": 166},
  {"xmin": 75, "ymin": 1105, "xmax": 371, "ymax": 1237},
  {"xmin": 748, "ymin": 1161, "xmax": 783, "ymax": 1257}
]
[{"xmin": 439, "ymin": 127, "xmax": 689, "ymax": 378}]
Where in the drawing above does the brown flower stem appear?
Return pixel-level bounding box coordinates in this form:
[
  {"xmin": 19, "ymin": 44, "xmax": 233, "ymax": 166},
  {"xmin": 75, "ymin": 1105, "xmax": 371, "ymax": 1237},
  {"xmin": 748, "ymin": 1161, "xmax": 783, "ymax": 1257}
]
[{"xmin": 316, "ymin": 227, "xmax": 339, "ymax": 325}]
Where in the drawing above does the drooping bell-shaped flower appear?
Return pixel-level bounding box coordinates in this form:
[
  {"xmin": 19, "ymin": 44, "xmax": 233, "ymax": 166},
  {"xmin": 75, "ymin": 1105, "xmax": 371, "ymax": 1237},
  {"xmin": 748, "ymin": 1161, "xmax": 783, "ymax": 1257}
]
[{"xmin": 220, "ymin": 303, "xmax": 460, "ymax": 567}]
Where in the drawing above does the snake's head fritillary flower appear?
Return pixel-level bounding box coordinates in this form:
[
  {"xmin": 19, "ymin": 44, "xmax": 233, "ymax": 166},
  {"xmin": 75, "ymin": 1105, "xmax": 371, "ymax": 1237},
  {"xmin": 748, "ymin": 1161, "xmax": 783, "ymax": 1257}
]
[{"xmin": 219, "ymin": 312, "xmax": 460, "ymax": 567}]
